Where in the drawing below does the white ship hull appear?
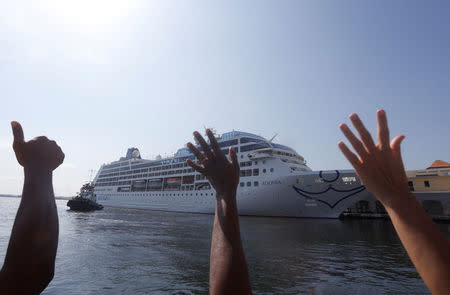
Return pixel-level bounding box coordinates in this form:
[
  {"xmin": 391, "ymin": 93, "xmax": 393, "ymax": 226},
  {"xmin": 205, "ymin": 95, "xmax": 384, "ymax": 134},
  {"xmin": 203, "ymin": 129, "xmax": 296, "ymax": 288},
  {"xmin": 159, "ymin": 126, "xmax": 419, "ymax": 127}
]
[
  {"xmin": 93, "ymin": 132, "xmax": 449, "ymax": 219},
  {"xmin": 95, "ymin": 170, "xmax": 374, "ymax": 218}
]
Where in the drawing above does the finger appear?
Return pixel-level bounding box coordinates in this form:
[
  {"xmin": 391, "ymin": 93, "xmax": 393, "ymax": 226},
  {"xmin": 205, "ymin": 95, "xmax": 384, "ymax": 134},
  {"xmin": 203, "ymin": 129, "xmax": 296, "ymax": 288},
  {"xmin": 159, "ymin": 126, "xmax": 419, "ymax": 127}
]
[
  {"xmin": 57, "ymin": 146, "xmax": 65, "ymax": 163},
  {"xmin": 377, "ymin": 109, "xmax": 390, "ymax": 151},
  {"xmin": 349, "ymin": 113, "xmax": 376, "ymax": 152},
  {"xmin": 35, "ymin": 136, "xmax": 49, "ymax": 142},
  {"xmin": 390, "ymin": 135, "xmax": 405, "ymax": 155},
  {"xmin": 206, "ymin": 129, "xmax": 225, "ymax": 160},
  {"xmin": 194, "ymin": 131, "xmax": 213, "ymax": 159},
  {"xmin": 391, "ymin": 135, "xmax": 406, "ymax": 171},
  {"xmin": 186, "ymin": 159, "xmax": 206, "ymax": 174},
  {"xmin": 229, "ymin": 147, "xmax": 239, "ymax": 172},
  {"xmin": 187, "ymin": 142, "xmax": 205, "ymax": 162},
  {"xmin": 11, "ymin": 121, "xmax": 25, "ymax": 143},
  {"xmin": 340, "ymin": 123, "xmax": 368, "ymax": 158},
  {"xmin": 338, "ymin": 141, "xmax": 361, "ymax": 168}
]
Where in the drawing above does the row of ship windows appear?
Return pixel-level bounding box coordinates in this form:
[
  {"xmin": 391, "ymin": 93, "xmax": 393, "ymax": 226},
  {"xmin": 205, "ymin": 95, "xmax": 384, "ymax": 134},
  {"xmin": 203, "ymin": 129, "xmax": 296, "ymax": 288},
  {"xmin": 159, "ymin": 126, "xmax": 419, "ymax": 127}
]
[
  {"xmin": 101, "ymin": 137, "xmax": 263, "ymax": 170},
  {"xmin": 98, "ymin": 162, "xmax": 193, "ymax": 179},
  {"xmin": 98, "ymin": 160, "xmax": 268, "ymax": 182},
  {"xmin": 100, "ymin": 192, "xmax": 217, "ymax": 199},
  {"xmin": 101, "ymin": 139, "xmax": 277, "ymax": 173},
  {"xmin": 97, "ymin": 167, "xmax": 274, "ymax": 185},
  {"xmin": 99, "ymin": 182, "xmax": 260, "ymax": 198},
  {"xmin": 97, "ymin": 168, "xmax": 198, "ymax": 183},
  {"xmin": 100, "ymin": 157, "xmax": 261, "ymax": 179}
]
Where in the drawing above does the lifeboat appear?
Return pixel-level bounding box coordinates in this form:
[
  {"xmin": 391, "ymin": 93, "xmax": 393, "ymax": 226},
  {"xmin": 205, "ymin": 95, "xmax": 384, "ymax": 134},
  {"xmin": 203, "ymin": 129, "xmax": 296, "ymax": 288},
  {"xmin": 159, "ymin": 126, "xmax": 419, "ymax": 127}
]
[{"xmin": 167, "ymin": 177, "xmax": 181, "ymax": 184}]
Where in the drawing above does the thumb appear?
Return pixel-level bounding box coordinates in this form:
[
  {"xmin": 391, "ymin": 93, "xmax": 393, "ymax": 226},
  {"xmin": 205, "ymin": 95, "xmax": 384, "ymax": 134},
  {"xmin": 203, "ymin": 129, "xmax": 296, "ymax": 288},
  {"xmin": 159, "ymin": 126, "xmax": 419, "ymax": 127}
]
[
  {"xmin": 11, "ymin": 121, "xmax": 25, "ymax": 144},
  {"xmin": 229, "ymin": 147, "xmax": 239, "ymax": 172},
  {"xmin": 390, "ymin": 135, "xmax": 405, "ymax": 155}
]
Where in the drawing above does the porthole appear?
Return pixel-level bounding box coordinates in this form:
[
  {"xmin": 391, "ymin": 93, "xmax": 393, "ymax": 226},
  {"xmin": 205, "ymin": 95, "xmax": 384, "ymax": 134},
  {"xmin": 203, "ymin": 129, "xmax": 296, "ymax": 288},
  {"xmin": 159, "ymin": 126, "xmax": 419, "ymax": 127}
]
[
  {"xmin": 263, "ymin": 169, "xmax": 266, "ymax": 173},
  {"xmin": 270, "ymin": 168, "xmax": 274, "ymax": 172}
]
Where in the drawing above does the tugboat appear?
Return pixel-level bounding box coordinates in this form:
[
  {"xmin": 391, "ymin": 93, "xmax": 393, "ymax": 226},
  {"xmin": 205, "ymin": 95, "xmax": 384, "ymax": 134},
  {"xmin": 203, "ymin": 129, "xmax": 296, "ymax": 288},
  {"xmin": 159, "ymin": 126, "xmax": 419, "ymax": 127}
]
[{"xmin": 67, "ymin": 182, "xmax": 103, "ymax": 211}]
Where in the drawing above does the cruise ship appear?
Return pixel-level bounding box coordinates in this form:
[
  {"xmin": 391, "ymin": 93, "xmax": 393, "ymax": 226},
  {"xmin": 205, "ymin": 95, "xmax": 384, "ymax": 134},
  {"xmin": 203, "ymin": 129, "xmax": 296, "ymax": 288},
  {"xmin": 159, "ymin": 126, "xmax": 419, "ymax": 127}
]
[{"xmin": 93, "ymin": 131, "xmax": 375, "ymax": 218}]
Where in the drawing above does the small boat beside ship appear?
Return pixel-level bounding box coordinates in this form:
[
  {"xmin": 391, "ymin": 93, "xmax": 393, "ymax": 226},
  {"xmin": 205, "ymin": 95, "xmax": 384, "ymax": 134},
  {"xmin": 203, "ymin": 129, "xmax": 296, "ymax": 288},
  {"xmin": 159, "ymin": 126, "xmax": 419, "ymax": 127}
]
[{"xmin": 67, "ymin": 182, "xmax": 103, "ymax": 211}]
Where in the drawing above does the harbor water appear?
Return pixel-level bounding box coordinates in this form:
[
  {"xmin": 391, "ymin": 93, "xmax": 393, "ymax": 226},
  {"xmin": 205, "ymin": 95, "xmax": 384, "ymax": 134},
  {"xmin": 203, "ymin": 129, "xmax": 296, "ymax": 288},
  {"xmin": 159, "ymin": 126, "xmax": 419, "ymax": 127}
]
[{"xmin": 1, "ymin": 197, "xmax": 448, "ymax": 294}]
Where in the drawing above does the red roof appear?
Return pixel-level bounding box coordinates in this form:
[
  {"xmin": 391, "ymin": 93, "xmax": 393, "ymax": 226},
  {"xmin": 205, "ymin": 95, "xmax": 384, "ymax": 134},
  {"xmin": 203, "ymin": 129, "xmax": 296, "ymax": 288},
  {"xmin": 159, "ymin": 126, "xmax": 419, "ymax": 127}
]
[{"xmin": 427, "ymin": 160, "xmax": 450, "ymax": 169}]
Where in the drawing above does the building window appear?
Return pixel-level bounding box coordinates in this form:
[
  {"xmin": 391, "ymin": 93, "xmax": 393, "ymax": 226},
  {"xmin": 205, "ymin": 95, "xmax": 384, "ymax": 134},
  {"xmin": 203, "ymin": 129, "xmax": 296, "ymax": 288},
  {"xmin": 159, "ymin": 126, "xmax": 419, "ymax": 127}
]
[
  {"xmin": 240, "ymin": 182, "xmax": 244, "ymax": 187},
  {"xmin": 263, "ymin": 169, "xmax": 266, "ymax": 173},
  {"xmin": 246, "ymin": 182, "xmax": 251, "ymax": 187},
  {"xmin": 408, "ymin": 181, "xmax": 414, "ymax": 191},
  {"xmin": 253, "ymin": 169, "xmax": 259, "ymax": 176},
  {"xmin": 424, "ymin": 180, "xmax": 430, "ymax": 188},
  {"xmin": 270, "ymin": 168, "xmax": 274, "ymax": 172},
  {"xmin": 254, "ymin": 181, "xmax": 259, "ymax": 187}
]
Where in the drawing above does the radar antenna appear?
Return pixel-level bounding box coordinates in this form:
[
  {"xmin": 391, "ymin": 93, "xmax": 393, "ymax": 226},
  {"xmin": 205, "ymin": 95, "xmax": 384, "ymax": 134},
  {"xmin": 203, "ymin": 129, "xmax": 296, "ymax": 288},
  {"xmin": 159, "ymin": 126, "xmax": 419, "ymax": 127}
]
[
  {"xmin": 202, "ymin": 126, "xmax": 218, "ymax": 142},
  {"xmin": 269, "ymin": 133, "xmax": 278, "ymax": 143}
]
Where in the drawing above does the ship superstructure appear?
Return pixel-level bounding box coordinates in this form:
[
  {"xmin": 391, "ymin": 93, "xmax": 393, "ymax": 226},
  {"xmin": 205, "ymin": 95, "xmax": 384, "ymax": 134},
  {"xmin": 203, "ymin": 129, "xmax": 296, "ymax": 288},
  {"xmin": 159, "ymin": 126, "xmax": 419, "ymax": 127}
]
[{"xmin": 93, "ymin": 131, "xmax": 374, "ymax": 218}]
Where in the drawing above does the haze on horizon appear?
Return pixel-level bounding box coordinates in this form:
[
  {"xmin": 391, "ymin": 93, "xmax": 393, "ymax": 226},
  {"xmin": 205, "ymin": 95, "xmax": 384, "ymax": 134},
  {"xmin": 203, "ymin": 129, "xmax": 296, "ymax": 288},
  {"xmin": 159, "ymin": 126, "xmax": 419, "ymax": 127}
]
[{"xmin": 1, "ymin": 1, "xmax": 449, "ymax": 196}]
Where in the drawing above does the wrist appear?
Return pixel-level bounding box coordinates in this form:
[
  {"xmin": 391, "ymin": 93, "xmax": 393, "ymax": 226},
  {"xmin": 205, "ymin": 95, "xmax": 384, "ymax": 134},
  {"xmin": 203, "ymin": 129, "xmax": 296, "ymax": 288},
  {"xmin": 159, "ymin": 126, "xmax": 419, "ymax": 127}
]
[
  {"xmin": 24, "ymin": 166, "xmax": 53, "ymax": 183},
  {"xmin": 216, "ymin": 189, "xmax": 237, "ymax": 199},
  {"xmin": 382, "ymin": 190, "xmax": 415, "ymax": 212}
]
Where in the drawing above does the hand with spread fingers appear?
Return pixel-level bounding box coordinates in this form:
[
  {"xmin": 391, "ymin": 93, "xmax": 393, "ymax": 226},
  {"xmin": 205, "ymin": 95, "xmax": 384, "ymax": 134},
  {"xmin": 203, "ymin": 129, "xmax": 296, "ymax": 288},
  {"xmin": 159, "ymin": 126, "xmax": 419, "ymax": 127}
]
[
  {"xmin": 338, "ymin": 110, "xmax": 409, "ymax": 208},
  {"xmin": 187, "ymin": 129, "xmax": 251, "ymax": 295},
  {"xmin": 338, "ymin": 110, "xmax": 450, "ymax": 295},
  {"xmin": 186, "ymin": 129, "xmax": 240, "ymax": 198}
]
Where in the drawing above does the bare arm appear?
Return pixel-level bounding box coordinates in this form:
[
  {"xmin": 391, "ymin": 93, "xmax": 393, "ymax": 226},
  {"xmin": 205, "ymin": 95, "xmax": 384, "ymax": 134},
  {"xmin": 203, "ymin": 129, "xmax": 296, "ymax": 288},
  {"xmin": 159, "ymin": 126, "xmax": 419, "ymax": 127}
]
[
  {"xmin": 338, "ymin": 110, "xmax": 450, "ymax": 295},
  {"xmin": 0, "ymin": 122, "xmax": 64, "ymax": 295},
  {"xmin": 187, "ymin": 129, "xmax": 251, "ymax": 295}
]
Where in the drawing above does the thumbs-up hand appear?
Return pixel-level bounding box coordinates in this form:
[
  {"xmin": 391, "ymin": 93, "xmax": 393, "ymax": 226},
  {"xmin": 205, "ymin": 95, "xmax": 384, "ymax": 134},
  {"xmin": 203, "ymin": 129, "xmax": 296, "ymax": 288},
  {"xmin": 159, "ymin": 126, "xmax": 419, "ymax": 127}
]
[{"xmin": 11, "ymin": 121, "xmax": 65, "ymax": 172}]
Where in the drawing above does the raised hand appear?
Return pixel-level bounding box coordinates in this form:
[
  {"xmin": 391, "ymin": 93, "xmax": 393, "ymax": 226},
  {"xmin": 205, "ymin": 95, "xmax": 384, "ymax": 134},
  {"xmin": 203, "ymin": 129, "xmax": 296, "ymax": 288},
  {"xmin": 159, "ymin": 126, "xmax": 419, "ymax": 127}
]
[
  {"xmin": 338, "ymin": 111, "xmax": 450, "ymax": 295},
  {"xmin": 187, "ymin": 129, "xmax": 251, "ymax": 294},
  {"xmin": 11, "ymin": 121, "xmax": 65, "ymax": 172},
  {"xmin": 0, "ymin": 122, "xmax": 63, "ymax": 294},
  {"xmin": 338, "ymin": 110, "xmax": 409, "ymax": 208},
  {"xmin": 186, "ymin": 129, "xmax": 239, "ymax": 197}
]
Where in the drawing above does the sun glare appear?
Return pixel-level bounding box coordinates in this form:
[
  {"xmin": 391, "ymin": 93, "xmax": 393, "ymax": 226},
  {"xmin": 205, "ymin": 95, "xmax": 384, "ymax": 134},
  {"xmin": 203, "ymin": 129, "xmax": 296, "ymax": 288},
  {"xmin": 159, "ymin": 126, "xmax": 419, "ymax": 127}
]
[{"xmin": 42, "ymin": 0, "xmax": 137, "ymax": 31}]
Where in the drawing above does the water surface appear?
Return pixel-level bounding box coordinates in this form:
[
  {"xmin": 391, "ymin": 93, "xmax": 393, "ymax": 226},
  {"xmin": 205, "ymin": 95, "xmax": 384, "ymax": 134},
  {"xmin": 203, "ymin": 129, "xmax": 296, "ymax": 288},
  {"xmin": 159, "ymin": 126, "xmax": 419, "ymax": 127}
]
[{"xmin": 1, "ymin": 197, "xmax": 448, "ymax": 294}]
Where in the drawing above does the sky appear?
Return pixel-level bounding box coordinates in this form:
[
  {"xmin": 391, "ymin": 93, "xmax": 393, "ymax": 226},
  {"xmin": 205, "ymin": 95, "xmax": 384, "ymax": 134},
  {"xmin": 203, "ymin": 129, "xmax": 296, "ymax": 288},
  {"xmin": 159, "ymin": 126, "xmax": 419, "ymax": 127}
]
[{"xmin": 0, "ymin": 1, "xmax": 449, "ymax": 196}]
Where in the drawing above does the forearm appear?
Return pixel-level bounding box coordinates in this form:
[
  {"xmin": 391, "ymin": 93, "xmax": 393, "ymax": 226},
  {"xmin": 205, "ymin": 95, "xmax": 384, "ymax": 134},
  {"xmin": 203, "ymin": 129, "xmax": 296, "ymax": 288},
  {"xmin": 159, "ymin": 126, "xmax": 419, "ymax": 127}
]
[
  {"xmin": 2, "ymin": 169, "xmax": 58, "ymax": 290},
  {"xmin": 385, "ymin": 192, "xmax": 450, "ymax": 295},
  {"xmin": 210, "ymin": 192, "xmax": 251, "ymax": 295}
]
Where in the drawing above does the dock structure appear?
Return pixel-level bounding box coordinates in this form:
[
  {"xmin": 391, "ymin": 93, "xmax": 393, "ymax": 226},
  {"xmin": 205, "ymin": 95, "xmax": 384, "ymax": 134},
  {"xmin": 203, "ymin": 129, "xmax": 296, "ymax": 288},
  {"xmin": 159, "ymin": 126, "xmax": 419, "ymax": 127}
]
[
  {"xmin": 340, "ymin": 212, "xmax": 450, "ymax": 222},
  {"xmin": 340, "ymin": 160, "xmax": 450, "ymax": 221}
]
